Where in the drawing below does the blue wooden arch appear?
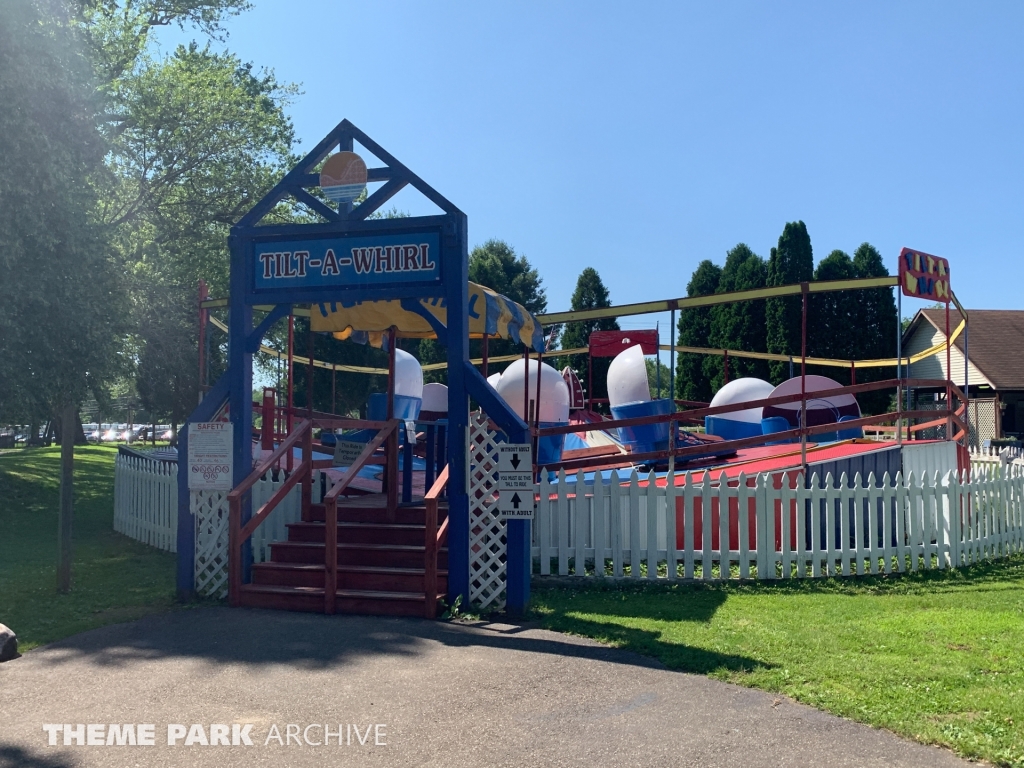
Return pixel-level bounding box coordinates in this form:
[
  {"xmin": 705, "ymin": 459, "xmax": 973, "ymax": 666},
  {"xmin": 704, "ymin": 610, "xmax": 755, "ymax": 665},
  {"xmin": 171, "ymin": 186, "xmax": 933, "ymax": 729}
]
[{"xmin": 176, "ymin": 119, "xmax": 531, "ymax": 614}]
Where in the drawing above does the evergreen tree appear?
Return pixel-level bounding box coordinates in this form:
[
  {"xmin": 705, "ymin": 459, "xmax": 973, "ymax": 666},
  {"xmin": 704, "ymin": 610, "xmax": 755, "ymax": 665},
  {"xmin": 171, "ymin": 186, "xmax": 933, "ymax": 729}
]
[
  {"xmin": 851, "ymin": 242, "xmax": 898, "ymax": 414},
  {"xmin": 809, "ymin": 249, "xmax": 858, "ymax": 370},
  {"xmin": 559, "ymin": 268, "xmax": 620, "ymax": 405},
  {"xmin": 766, "ymin": 221, "xmax": 814, "ymax": 382},
  {"xmin": 708, "ymin": 244, "xmax": 769, "ymax": 390},
  {"xmin": 675, "ymin": 260, "xmax": 722, "ymax": 403}
]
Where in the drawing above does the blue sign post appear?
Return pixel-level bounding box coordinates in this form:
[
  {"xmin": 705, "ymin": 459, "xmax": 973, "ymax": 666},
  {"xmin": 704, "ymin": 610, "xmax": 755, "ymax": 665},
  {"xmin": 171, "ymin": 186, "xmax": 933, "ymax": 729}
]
[{"xmin": 176, "ymin": 119, "xmax": 532, "ymax": 616}]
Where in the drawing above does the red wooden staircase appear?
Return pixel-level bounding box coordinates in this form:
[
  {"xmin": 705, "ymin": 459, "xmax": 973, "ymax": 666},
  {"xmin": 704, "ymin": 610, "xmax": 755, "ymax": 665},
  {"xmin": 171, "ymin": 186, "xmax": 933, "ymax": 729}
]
[
  {"xmin": 240, "ymin": 496, "xmax": 448, "ymax": 616},
  {"xmin": 228, "ymin": 416, "xmax": 450, "ymax": 618}
]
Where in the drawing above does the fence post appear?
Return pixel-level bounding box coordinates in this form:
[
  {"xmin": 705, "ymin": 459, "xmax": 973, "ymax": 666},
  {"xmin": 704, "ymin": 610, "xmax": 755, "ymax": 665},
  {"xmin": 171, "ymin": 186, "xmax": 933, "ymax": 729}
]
[
  {"xmin": 755, "ymin": 473, "xmax": 769, "ymax": 579},
  {"xmin": 593, "ymin": 474, "xmax": 607, "ymax": 579},
  {"xmin": 557, "ymin": 468, "xmax": 569, "ymax": 576},
  {"xmin": 628, "ymin": 469, "xmax": 642, "ymax": 579},
  {"xmin": 737, "ymin": 472, "xmax": 750, "ymax": 579},
  {"xmin": 611, "ymin": 473, "xmax": 623, "ymax": 578},
  {"xmin": 701, "ymin": 472, "xmax": 713, "ymax": 581},
  {"xmin": 683, "ymin": 471, "xmax": 695, "ymax": 579},
  {"xmin": 538, "ymin": 472, "xmax": 552, "ymax": 576},
  {"xmin": 665, "ymin": 470, "xmax": 677, "ymax": 581},
  {"xmin": 646, "ymin": 470, "xmax": 659, "ymax": 580},
  {"xmin": 575, "ymin": 469, "xmax": 587, "ymax": 577}
]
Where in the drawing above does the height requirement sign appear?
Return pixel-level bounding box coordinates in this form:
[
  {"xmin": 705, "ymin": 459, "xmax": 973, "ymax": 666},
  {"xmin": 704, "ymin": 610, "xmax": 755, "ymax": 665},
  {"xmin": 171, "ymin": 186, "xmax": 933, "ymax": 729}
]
[{"xmin": 498, "ymin": 444, "xmax": 534, "ymax": 519}]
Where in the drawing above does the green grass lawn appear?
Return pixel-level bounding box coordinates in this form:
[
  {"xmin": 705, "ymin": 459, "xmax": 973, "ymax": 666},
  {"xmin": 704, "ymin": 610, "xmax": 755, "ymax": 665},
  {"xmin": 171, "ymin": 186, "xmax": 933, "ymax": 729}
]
[
  {"xmin": 0, "ymin": 445, "xmax": 177, "ymax": 651},
  {"xmin": 532, "ymin": 563, "xmax": 1024, "ymax": 767}
]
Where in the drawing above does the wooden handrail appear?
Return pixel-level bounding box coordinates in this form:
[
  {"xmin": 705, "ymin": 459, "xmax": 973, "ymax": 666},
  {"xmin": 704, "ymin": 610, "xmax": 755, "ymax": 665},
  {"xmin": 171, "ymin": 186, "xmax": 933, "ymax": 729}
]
[
  {"xmin": 424, "ymin": 464, "xmax": 449, "ymax": 618},
  {"xmin": 228, "ymin": 418, "xmax": 310, "ymax": 501},
  {"xmin": 228, "ymin": 419, "xmax": 312, "ymax": 607},
  {"xmin": 322, "ymin": 419, "xmax": 401, "ymax": 614}
]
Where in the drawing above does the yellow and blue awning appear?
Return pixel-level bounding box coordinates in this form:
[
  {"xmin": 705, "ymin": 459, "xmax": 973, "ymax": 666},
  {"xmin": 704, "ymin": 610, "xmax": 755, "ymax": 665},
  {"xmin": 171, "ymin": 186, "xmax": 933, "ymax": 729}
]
[{"xmin": 310, "ymin": 282, "xmax": 544, "ymax": 352}]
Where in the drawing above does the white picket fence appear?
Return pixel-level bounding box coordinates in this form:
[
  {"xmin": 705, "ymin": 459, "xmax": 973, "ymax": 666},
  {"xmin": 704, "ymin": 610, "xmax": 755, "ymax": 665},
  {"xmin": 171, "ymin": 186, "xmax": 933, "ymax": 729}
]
[
  {"xmin": 533, "ymin": 464, "xmax": 1024, "ymax": 580},
  {"xmin": 113, "ymin": 452, "xmax": 178, "ymax": 552},
  {"xmin": 114, "ymin": 452, "xmax": 314, "ymax": 564},
  {"xmin": 970, "ymin": 445, "xmax": 1023, "ymax": 463}
]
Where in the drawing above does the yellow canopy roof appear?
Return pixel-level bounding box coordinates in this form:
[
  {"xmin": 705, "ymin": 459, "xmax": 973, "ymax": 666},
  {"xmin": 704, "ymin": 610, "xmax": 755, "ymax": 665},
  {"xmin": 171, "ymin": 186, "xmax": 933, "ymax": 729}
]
[{"xmin": 309, "ymin": 282, "xmax": 544, "ymax": 351}]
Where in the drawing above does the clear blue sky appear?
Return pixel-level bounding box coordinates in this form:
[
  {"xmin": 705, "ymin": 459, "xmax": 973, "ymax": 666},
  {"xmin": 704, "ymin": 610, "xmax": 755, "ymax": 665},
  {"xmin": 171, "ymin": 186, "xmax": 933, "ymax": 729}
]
[{"xmin": 158, "ymin": 0, "xmax": 1023, "ymax": 334}]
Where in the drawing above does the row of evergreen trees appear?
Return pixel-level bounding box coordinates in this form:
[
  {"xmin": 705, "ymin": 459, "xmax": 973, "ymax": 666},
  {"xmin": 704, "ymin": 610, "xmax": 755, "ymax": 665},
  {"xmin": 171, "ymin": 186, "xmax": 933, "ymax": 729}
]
[
  {"xmin": 554, "ymin": 221, "xmax": 898, "ymax": 415},
  {"xmin": 674, "ymin": 221, "xmax": 898, "ymax": 414}
]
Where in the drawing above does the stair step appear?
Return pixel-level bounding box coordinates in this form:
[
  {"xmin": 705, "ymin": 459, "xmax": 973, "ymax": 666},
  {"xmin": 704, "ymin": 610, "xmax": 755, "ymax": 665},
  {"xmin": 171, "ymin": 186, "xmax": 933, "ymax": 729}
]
[
  {"xmin": 238, "ymin": 584, "xmax": 324, "ymax": 612},
  {"xmin": 251, "ymin": 562, "xmax": 448, "ymax": 592},
  {"xmin": 239, "ymin": 584, "xmax": 444, "ymax": 617},
  {"xmin": 287, "ymin": 521, "xmax": 428, "ymax": 546},
  {"xmin": 269, "ymin": 541, "xmax": 449, "ymax": 569},
  {"xmin": 309, "ymin": 501, "xmax": 447, "ymax": 525}
]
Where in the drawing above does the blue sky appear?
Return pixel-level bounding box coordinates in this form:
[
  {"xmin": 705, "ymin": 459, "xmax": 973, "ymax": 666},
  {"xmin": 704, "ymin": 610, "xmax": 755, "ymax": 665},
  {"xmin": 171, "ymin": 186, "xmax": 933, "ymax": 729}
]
[{"xmin": 157, "ymin": 0, "xmax": 1023, "ymax": 337}]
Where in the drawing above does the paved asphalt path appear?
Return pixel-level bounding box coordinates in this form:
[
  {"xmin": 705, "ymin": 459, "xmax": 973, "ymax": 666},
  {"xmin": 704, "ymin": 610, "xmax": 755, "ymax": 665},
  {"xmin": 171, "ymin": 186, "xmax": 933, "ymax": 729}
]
[{"xmin": 0, "ymin": 607, "xmax": 973, "ymax": 768}]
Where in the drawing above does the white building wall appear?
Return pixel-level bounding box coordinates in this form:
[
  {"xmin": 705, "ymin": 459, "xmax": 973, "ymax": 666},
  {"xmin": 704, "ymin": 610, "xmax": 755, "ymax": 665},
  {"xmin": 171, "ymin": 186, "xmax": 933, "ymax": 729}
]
[{"xmin": 905, "ymin": 323, "xmax": 991, "ymax": 389}]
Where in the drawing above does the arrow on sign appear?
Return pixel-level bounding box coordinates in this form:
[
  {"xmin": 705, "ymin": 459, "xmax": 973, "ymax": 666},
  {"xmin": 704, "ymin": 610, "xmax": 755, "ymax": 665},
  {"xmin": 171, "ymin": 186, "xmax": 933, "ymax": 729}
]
[
  {"xmin": 510, "ymin": 453, "xmax": 521, "ymax": 470},
  {"xmin": 510, "ymin": 492, "xmax": 522, "ymax": 509}
]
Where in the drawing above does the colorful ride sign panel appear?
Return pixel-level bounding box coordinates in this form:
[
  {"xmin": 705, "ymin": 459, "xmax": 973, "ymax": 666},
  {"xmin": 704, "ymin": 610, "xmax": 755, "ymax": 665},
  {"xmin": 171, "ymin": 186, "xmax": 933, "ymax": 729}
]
[
  {"xmin": 252, "ymin": 231, "xmax": 442, "ymax": 293},
  {"xmin": 899, "ymin": 246, "xmax": 951, "ymax": 303}
]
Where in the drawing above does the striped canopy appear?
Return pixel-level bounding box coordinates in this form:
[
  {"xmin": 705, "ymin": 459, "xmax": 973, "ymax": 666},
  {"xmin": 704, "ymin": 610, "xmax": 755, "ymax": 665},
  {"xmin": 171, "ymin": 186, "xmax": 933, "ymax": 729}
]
[{"xmin": 310, "ymin": 282, "xmax": 544, "ymax": 352}]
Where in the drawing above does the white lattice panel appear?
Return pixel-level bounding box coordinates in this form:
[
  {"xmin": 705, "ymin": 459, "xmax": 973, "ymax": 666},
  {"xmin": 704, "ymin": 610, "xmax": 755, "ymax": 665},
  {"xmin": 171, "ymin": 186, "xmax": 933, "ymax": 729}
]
[
  {"xmin": 193, "ymin": 490, "xmax": 229, "ymax": 598},
  {"xmin": 468, "ymin": 411, "xmax": 506, "ymax": 609}
]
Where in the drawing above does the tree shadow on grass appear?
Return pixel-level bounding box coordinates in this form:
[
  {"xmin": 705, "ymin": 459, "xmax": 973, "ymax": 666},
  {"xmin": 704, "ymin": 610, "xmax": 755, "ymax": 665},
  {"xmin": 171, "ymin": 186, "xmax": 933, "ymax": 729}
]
[
  {"xmin": 533, "ymin": 611, "xmax": 770, "ymax": 676},
  {"xmin": 532, "ymin": 580, "xmax": 729, "ymax": 624}
]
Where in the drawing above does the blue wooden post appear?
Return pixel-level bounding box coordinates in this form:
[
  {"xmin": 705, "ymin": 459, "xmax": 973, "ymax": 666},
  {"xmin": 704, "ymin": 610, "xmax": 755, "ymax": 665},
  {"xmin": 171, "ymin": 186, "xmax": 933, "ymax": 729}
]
[
  {"xmin": 445, "ymin": 213, "xmax": 471, "ymax": 606},
  {"xmin": 228, "ymin": 232, "xmax": 255, "ymax": 583},
  {"xmin": 175, "ymin": 425, "xmax": 194, "ymax": 600}
]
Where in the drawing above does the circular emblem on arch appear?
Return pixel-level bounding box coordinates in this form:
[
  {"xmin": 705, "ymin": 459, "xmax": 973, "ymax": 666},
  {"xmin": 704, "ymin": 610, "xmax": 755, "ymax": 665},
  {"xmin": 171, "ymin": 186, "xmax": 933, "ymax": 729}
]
[{"xmin": 319, "ymin": 151, "xmax": 367, "ymax": 204}]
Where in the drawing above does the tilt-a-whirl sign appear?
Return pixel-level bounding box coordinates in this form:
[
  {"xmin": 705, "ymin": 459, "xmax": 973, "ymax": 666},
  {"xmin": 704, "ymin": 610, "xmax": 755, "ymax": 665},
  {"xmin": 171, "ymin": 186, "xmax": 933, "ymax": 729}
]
[
  {"xmin": 899, "ymin": 246, "xmax": 951, "ymax": 303},
  {"xmin": 252, "ymin": 231, "xmax": 441, "ymax": 292}
]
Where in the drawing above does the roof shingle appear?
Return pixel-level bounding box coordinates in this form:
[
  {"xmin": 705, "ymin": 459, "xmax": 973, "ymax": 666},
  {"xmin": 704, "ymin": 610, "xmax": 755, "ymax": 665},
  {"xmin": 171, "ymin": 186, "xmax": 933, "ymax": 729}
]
[{"xmin": 919, "ymin": 309, "xmax": 1024, "ymax": 390}]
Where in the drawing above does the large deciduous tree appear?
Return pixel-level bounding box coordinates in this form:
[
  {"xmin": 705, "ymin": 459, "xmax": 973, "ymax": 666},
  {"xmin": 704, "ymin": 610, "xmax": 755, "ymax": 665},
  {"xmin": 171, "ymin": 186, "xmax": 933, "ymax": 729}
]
[
  {"xmin": 415, "ymin": 240, "xmax": 548, "ymax": 383},
  {"xmin": 106, "ymin": 42, "xmax": 297, "ymax": 425},
  {"xmin": 766, "ymin": 221, "xmax": 814, "ymax": 382},
  {"xmin": 559, "ymin": 268, "xmax": 619, "ymax": 406},
  {"xmin": 0, "ymin": 0, "xmax": 128, "ymax": 591}
]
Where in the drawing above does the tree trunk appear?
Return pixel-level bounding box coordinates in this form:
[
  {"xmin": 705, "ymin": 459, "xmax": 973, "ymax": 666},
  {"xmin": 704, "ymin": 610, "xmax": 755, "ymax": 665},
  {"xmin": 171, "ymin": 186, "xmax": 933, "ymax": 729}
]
[
  {"xmin": 57, "ymin": 400, "xmax": 75, "ymax": 593},
  {"xmin": 74, "ymin": 412, "xmax": 87, "ymax": 445}
]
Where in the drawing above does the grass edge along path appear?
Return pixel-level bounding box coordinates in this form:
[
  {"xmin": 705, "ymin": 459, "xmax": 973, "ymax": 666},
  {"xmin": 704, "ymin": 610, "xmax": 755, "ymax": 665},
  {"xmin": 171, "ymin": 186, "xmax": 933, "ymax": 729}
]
[
  {"xmin": 532, "ymin": 560, "xmax": 1024, "ymax": 768},
  {"xmin": 0, "ymin": 445, "xmax": 179, "ymax": 651}
]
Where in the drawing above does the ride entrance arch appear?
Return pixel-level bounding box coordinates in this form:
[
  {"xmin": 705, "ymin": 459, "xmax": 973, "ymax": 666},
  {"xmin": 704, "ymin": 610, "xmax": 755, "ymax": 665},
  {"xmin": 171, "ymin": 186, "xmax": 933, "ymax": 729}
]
[{"xmin": 176, "ymin": 120, "xmax": 536, "ymax": 615}]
